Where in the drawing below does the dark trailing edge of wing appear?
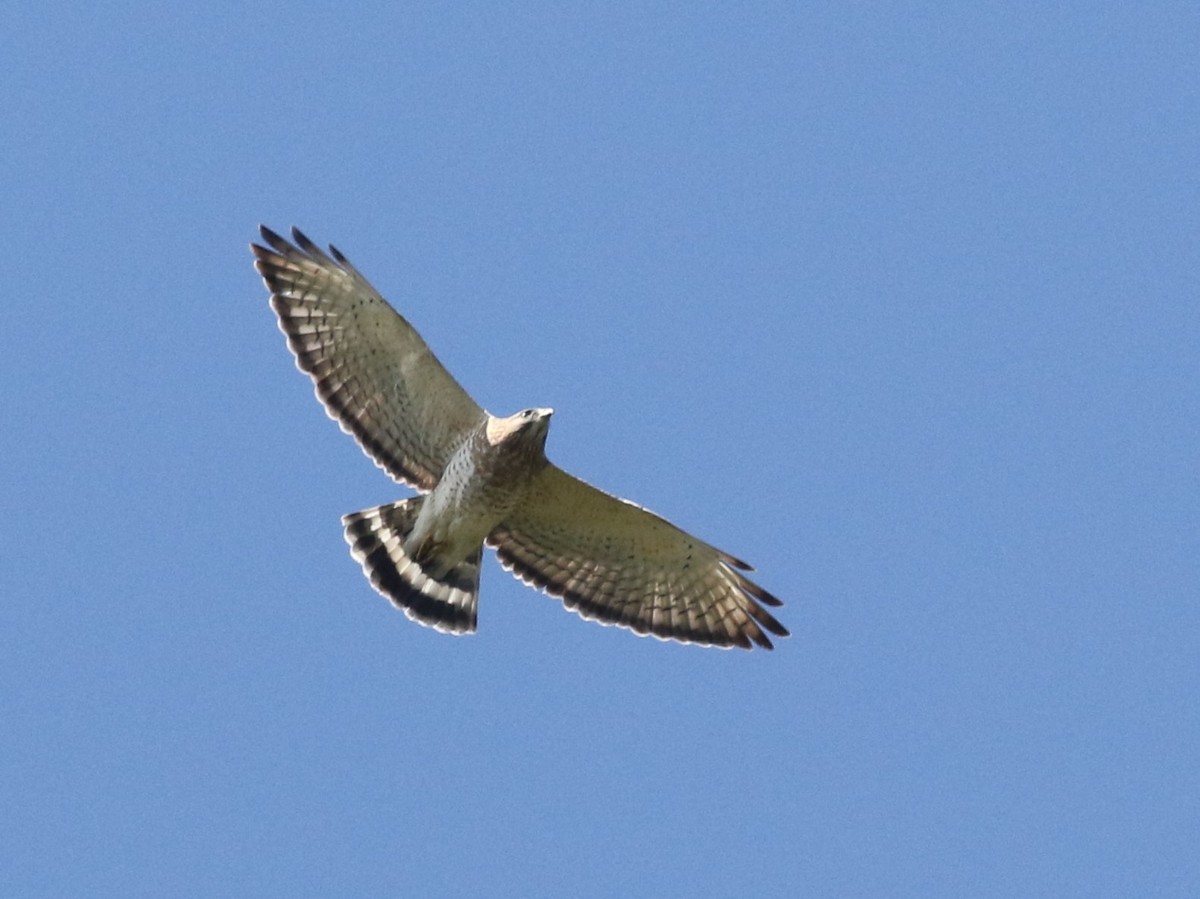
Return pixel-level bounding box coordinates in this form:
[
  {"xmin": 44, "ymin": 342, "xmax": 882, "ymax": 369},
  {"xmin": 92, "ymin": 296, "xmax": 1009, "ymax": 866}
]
[{"xmin": 489, "ymin": 530, "xmax": 788, "ymax": 650}]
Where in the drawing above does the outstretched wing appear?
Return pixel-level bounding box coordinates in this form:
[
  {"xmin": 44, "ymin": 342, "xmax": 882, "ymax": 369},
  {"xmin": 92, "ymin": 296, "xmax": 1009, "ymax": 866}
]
[
  {"xmin": 252, "ymin": 226, "xmax": 486, "ymax": 490},
  {"xmin": 488, "ymin": 465, "xmax": 788, "ymax": 650}
]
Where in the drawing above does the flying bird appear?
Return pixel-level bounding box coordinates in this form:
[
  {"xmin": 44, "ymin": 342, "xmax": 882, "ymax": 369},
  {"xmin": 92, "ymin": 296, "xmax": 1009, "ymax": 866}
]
[{"xmin": 252, "ymin": 226, "xmax": 787, "ymax": 649}]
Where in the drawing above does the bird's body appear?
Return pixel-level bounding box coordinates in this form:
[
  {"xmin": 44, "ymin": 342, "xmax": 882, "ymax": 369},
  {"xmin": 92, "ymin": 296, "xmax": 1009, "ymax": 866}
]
[
  {"xmin": 253, "ymin": 226, "xmax": 788, "ymax": 649},
  {"xmin": 408, "ymin": 409, "xmax": 551, "ymax": 579}
]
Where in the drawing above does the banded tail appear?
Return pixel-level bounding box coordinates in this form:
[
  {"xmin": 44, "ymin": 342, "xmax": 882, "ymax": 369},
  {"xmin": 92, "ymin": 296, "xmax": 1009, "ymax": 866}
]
[{"xmin": 342, "ymin": 499, "xmax": 482, "ymax": 634}]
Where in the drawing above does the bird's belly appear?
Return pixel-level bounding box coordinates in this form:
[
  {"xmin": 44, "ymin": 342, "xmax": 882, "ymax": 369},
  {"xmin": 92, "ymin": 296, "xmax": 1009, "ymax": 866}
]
[
  {"xmin": 407, "ymin": 471, "xmax": 517, "ymax": 575},
  {"xmin": 427, "ymin": 489, "xmax": 501, "ymax": 548}
]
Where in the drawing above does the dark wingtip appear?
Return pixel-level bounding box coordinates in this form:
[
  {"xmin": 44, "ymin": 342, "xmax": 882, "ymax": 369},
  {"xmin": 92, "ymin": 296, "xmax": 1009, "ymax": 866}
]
[
  {"xmin": 755, "ymin": 608, "xmax": 789, "ymax": 638},
  {"xmin": 752, "ymin": 631, "xmax": 775, "ymax": 650},
  {"xmin": 732, "ymin": 568, "xmax": 783, "ymax": 607},
  {"xmin": 755, "ymin": 587, "xmax": 784, "ymax": 608},
  {"xmin": 258, "ymin": 225, "xmax": 350, "ymax": 270},
  {"xmin": 718, "ymin": 550, "xmax": 754, "ymax": 571},
  {"xmin": 291, "ymin": 227, "xmax": 337, "ymax": 265},
  {"xmin": 290, "ymin": 226, "xmax": 315, "ymax": 251},
  {"xmin": 259, "ymin": 224, "xmax": 282, "ymax": 242},
  {"xmin": 257, "ymin": 225, "xmax": 291, "ymax": 254},
  {"xmin": 250, "ymin": 242, "xmax": 280, "ymax": 264}
]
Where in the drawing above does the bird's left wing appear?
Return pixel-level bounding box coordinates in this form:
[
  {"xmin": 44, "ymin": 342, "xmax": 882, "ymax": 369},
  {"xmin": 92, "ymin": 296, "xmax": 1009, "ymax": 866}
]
[
  {"xmin": 488, "ymin": 464, "xmax": 788, "ymax": 649},
  {"xmin": 253, "ymin": 227, "xmax": 486, "ymax": 491}
]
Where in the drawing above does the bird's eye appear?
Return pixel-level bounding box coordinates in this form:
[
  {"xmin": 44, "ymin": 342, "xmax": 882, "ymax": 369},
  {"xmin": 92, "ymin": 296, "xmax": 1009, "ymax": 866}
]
[{"xmin": 523, "ymin": 409, "xmax": 534, "ymax": 418}]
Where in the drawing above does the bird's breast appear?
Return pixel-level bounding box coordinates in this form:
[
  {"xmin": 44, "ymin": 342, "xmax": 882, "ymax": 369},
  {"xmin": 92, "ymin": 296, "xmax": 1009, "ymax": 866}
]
[{"xmin": 415, "ymin": 435, "xmax": 528, "ymax": 553}]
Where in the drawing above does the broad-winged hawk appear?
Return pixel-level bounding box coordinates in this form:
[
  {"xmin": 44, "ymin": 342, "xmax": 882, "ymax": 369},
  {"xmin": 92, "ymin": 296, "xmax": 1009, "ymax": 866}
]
[{"xmin": 252, "ymin": 227, "xmax": 787, "ymax": 649}]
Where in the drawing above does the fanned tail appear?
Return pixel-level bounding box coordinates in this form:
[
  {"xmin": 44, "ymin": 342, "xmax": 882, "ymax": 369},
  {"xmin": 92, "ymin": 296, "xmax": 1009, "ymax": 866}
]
[{"xmin": 342, "ymin": 499, "xmax": 481, "ymax": 634}]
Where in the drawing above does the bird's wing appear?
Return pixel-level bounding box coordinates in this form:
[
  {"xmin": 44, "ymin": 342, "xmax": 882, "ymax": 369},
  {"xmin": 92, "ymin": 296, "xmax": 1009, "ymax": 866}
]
[
  {"xmin": 488, "ymin": 464, "xmax": 788, "ymax": 649},
  {"xmin": 252, "ymin": 226, "xmax": 486, "ymax": 490}
]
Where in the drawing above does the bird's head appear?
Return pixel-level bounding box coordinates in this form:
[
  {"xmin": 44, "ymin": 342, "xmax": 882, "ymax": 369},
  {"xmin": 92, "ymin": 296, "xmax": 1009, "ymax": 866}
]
[{"xmin": 487, "ymin": 407, "xmax": 553, "ymax": 450}]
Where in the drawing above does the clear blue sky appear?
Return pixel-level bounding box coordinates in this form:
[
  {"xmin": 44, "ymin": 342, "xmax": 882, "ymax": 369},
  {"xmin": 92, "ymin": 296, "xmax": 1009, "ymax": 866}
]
[{"xmin": 3, "ymin": 3, "xmax": 1197, "ymax": 896}]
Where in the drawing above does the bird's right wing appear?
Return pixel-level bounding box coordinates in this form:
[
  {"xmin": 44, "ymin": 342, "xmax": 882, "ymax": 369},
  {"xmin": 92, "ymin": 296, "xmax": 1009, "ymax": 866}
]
[
  {"xmin": 253, "ymin": 226, "xmax": 486, "ymax": 491},
  {"xmin": 489, "ymin": 464, "xmax": 788, "ymax": 649}
]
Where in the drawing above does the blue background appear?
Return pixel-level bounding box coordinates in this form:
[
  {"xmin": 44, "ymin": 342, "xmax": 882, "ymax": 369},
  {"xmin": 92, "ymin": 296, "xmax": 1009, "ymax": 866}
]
[{"xmin": 3, "ymin": 3, "xmax": 1197, "ymax": 896}]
